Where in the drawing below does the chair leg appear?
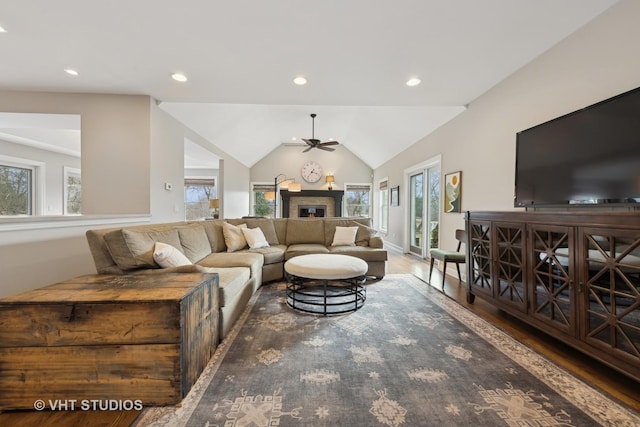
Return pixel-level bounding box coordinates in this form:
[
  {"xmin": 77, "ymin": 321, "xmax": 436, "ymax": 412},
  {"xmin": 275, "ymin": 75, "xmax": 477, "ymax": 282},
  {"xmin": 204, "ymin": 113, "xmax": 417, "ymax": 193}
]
[
  {"xmin": 428, "ymin": 258, "xmax": 435, "ymax": 284},
  {"xmin": 442, "ymin": 261, "xmax": 447, "ymax": 291},
  {"xmin": 455, "ymin": 263, "xmax": 462, "ymax": 284}
]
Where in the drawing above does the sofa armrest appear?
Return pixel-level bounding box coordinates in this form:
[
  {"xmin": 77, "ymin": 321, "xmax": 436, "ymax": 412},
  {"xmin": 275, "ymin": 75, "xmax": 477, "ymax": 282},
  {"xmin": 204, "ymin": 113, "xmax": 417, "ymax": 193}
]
[{"xmin": 369, "ymin": 236, "xmax": 384, "ymax": 249}]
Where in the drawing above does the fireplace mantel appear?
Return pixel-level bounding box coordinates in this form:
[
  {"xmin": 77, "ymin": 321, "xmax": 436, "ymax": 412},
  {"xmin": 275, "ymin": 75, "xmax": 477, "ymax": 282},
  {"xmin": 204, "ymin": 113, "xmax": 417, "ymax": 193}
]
[{"xmin": 280, "ymin": 189, "xmax": 344, "ymax": 218}]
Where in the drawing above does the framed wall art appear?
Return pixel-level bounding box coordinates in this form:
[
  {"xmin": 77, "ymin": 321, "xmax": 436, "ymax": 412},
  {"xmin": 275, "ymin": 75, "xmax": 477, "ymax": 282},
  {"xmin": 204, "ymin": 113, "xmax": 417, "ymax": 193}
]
[
  {"xmin": 444, "ymin": 171, "xmax": 461, "ymax": 213},
  {"xmin": 390, "ymin": 186, "xmax": 399, "ymax": 207}
]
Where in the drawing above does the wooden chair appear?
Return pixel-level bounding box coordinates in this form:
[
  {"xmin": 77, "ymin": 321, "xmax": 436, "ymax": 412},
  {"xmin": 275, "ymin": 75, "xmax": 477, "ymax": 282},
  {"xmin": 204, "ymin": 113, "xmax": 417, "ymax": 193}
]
[{"xmin": 428, "ymin": 229, "xmax": 467, "ymax": 291}]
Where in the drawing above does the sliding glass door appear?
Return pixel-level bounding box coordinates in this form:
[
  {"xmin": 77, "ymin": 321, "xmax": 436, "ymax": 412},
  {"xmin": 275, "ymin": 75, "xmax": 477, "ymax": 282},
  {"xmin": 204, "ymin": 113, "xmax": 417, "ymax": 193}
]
[
  {"xmin": 407, "ymin": 161, "xmax": 440, "ymax": 257},
  {"xmin": 409, "ymin": 172, "xmax": 423, "ymax": 255}
]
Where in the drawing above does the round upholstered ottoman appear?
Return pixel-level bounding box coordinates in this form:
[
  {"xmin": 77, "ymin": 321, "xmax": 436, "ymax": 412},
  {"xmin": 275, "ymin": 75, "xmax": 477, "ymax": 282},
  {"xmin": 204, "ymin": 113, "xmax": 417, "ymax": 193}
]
[{"xmin": 284, "ymin": 254, "xmax": 367, "ymax": 315}]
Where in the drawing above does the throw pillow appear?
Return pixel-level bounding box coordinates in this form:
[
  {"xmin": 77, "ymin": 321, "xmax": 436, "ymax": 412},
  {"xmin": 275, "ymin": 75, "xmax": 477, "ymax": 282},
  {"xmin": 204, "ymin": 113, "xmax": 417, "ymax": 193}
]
[
  {"xmin": 222, "ymin": 222, "xmax": 248, "ymax": 252},
  {"xmin": 153, "ymin": 242, "xmax": 193, "ymax": 268},
  {"xmin": 331, "ymin": 226, "xmax": 359, "ymax": 246},
  {"xmin": 350, "ymin": 221, "xmax": 377, "ymax": 246},
  {"xmin": 241, "ymin": 227, "xmax": 270, "ymax": 249}
]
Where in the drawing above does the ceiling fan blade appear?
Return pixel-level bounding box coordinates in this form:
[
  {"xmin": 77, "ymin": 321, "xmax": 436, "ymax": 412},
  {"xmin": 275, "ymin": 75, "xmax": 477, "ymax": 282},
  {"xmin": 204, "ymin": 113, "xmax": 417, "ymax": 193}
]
[
  {"xmin": 302, "ymin": 138, "xmax": 315, "ymax": 146},
  {"xmin": 319, "ymin": 141, "xmax": 339, "ymax": 146},
  {"xmin": 302, "ymin": 145, "xmax": 314, "ymax": 153},
  {"xmin": 317, "ymin": 145, "xmax": 336, "ymax": 152}
]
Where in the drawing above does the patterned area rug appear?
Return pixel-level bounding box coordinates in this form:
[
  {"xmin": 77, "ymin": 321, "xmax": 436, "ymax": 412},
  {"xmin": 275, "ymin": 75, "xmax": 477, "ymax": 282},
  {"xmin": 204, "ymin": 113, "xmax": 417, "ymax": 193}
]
[{"xmin": 135, "ymin": 274, "xmax": 640, "ymax": 427}]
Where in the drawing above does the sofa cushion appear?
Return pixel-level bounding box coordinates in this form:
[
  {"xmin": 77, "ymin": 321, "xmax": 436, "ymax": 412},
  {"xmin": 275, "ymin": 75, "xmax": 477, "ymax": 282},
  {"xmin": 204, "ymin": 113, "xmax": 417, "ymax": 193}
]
[
  {"xmin": 243, "ymin": 218, "xmax": 280, "ymax": 245},
  {"xmin": 153, "ymin": 242, "xmax": 193, "ymax": 268},
  {"xmin": 331, "ymin": 226, "xmax": 358, "ymax": 246},
  {"xmin": 328, "ymin": 245, "xmax": 388, "ymax": 262},
  {"xmin": 241, "ymin": 227, "xmax": 270, "ymax": 249},
  {"xmin": 201, "ymin": 220, "xmax": 227, "ymax": 253},
  {"xmin": 350, "ymin": 221, "xmax": 377, "ymax": 246},
  {"xmin": 272, "ymin": 218, "xmax": 288, "ymax": 245},
  {"xmin": 222, "ymin": 222, "xmax": 248, "ymax": 252},
  {"xmin": 196, "ymin": 251, "xmax": 264, "ymax": 280},
  {"xmin": 285, "ymin": 243, "xmax": 330, "ymax": 260},
  {"xmin": 243, "ymin": 244, "xmax": 286, "ymax": 265},
  {"xmin": 177, "ymin": 223, "xmax": 212, "ymax": 262},
  {"xmin": 323, "ymin": 219, "xmax": 362, "ymax": 246},
  {"xmin": 104, "ymin": 228, "xmax": 183, "ymax": 270},
  {"xmin": 215, "ymin": 267, "xmax": 251, "ymax": 307},
  {"xmin": 122, "ymin": 228, "xmax": 184, "ymax": 269},
  {"xmin": 286, "ymin": 219, "xmax": 324, "ymax": 245}
]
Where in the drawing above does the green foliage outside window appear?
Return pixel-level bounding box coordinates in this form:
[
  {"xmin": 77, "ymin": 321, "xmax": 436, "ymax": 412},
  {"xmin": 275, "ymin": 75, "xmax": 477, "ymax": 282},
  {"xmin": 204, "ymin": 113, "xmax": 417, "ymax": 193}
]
[
  {"xmin": 0, "ymin": 165, "xmax": 31, "ymax": 215},
  {"xmin": 254, "ymin": 192, "xmax": 274, "ymax": 217},
  {"xmin": 66, "ymin": 174, "xmax": 82, "ymax": 214}
]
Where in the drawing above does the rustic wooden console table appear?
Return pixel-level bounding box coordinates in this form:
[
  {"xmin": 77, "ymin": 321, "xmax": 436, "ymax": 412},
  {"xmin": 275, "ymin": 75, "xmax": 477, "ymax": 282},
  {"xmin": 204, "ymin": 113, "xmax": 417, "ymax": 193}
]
[{"xmin": 0, "ymin": 272, "xmax": 218, "ymax": 410}]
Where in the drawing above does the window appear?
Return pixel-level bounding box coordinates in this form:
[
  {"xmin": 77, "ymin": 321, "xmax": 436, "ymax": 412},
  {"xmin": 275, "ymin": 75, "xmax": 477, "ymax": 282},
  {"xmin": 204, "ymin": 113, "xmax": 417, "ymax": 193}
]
[
  {"xmin": 252, "ymin": 183, "xmax": 275, "ymax": 218},
  {"xmin": 64, "ymin": 167, "xmax": 81, "ymax": 215},
  {"xmin": 184, "ymin": 178, "xmax": 216, "ymax": 220},
  {"xmin": 379, "ymin": 179, "xmax": 389, "ymax": 232},
  {"xmin": 344, "ymin": 183, "xmax": 371, "ymax": 217},
  {"xmin": 0, "ymin": 156, "xmax": 42, "ymax": 216}
]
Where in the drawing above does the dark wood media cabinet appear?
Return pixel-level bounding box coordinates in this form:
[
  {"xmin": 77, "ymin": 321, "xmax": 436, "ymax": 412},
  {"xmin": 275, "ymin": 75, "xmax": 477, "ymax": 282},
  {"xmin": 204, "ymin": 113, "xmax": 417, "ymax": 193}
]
[{"xmin": 465, "ymin": 211, "xmax": 640, "ymax": 382}]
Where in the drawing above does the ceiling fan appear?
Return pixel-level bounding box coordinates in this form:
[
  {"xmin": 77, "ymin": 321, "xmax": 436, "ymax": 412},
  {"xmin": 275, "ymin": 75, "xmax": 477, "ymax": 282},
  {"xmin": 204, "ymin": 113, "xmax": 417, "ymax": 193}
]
[{"xmin": 302, "ymin": 113, "xmax": 339, "ymax": 152}]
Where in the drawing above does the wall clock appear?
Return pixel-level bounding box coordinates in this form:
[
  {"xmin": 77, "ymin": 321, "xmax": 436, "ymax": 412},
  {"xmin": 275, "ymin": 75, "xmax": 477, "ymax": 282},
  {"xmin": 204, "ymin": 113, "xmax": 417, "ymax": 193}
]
[{"xmin": 301, "ymin": 160, "xmax": 323, "ymax": 183}]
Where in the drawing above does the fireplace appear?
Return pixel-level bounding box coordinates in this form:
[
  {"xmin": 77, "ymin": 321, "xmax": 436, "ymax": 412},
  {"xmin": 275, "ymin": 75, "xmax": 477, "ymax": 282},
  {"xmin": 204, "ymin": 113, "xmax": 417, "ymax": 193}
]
[
  {"xmin": 280, "ymin": 190, "xmax": 345, "ymax": 218},
  {"xmin": 299, "ymin": 205, "xmax": 326, "ymax": 218}
]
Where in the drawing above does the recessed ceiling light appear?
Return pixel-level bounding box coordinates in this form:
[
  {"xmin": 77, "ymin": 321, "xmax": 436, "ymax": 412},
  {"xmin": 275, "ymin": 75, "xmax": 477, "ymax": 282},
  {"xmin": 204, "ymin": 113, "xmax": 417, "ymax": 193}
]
[
  {"xmin": 0, "ymin": 26, "xmax": 7, "ymax": 33},
  {"xmin": 64, "ymin": 69, "xmax": 79, "ymax": 76},
  {"xmin": 291, "ymin": 137, "xmax": 297, "ymax": 141},
  {"xmin": 171, "ymin": 73, "xmax": 188, "ymax": 82},
  {"xmin": 293, "ymin": 76, "xmax": 307, "ymax": 85},
  {"xmin": 406, "ymin": 77, "xmax": 421, "ymax": 87}
]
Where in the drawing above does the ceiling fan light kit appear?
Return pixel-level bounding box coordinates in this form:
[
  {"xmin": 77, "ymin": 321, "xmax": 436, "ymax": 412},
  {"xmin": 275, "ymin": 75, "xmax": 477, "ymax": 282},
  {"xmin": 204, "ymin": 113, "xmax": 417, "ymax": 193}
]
[{"xmin": 302, "ymin": 113, "xmax": 340, "ymax": 152}]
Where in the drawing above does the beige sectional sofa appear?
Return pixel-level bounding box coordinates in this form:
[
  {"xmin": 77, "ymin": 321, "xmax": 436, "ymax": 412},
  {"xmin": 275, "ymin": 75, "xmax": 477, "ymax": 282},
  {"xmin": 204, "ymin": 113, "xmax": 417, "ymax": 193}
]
[{"xmin": 86, "ymin": 217, "xmax": 386, "ymax": 339}]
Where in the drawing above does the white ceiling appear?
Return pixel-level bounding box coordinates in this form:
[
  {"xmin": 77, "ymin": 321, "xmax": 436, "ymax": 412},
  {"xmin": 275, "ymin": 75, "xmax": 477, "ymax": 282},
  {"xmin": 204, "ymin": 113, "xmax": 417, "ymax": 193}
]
[{"xmin": 0, "ymin": 0, "xmax": 618, "ymax": 168}]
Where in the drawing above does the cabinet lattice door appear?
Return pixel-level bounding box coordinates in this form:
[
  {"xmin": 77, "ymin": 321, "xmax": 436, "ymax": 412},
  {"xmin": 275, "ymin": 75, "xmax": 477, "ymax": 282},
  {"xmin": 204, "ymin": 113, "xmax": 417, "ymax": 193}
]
[
  {"xmin": 494, "ymin": 223, "xmax": 526, "ymax": 312},
  {"xmin": 468, "ymin": 221, "xmax": 492, "ymax": 301},
  {"xmin": 529, "ymin": 225, "xmax": 574, "ymax": 333},
  {"xmin": 581, "ymin": 228, "xmax": 640, "ymax": 362}
]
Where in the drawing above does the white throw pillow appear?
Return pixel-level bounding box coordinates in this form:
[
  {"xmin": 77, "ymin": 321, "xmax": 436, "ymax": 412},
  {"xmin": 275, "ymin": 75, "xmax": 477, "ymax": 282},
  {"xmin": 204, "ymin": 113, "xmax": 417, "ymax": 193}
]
[
  {"xmin": 222, "ymin": 222, "xmax": 248, "ymax": 252},
  {"xmin": 332, "ymin": 226, "xmax": 359, "ymax": 246},
  {"xmin": 241, "ymin": 227, "xmax": 270, "ymax": 249},
  {"xmin": 153, "ymin": 242, "xmax": 193, "ymax": 268}
]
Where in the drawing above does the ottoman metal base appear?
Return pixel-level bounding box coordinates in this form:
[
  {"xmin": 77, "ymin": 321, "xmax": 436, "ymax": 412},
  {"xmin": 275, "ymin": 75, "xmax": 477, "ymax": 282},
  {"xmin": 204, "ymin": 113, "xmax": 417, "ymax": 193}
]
[{"xmin": 285, "ymin": 273, "xmax": 366, "ymax": 315}]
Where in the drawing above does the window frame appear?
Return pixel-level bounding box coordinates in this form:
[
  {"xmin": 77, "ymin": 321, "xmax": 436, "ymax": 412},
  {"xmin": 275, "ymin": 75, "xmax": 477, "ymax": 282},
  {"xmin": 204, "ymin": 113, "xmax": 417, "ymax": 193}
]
[
  {"xmin": 378, "ymin": 178, "xmax": 389, "ymax": 233},
  {"xmin": 251, "ymin": 182, "xmax": 275, "ymax": 218},
  {"xmin": 344, "ymin": 182, "xmax": 372, "ymax": 218},
  {"xmin": 0, "ymin": 154, "xmax": 44, "ymax": 217},
  {"xmin": 184, "ymin": 176, "xmax": 217, "ymax": 220},
  {"xmin": 63, "ymin": 166, "xmax": 82, "ymax": 215}
]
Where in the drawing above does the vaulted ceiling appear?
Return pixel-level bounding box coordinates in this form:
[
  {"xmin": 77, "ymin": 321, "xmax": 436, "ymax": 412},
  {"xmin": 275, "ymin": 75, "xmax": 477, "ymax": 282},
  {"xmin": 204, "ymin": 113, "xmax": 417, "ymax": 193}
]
[{"xmin": 0, "ymin": 0, "xmax": 618, "ymax": 168}]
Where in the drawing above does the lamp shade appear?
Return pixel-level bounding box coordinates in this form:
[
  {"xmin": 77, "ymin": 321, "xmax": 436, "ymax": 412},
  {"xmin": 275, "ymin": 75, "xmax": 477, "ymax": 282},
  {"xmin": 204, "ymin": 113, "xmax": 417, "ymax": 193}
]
[
  {"xmin": 288, "ymin": 182, "xmax": 302, "ymax": 192},
  {"xmin": 264, "ymin": 191, "xmax": 275, "ymax": 200},
  {"xmin": 279, "ymin": 179, "xmax": 292, "ymax": 189},
  {"xmin": 209, "ymin": 199, "xmax": 220, "ymax": 209},
  {"xmin": 325, "ymin": 175, "xmax": 334, "ymax": 183}
]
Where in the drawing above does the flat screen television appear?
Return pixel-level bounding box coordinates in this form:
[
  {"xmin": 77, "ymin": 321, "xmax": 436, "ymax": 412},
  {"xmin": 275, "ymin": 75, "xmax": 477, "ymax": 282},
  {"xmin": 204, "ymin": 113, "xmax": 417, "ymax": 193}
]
[{"xmin": 514, "ymin": 86, "xmax": 640, "ymax": 208}]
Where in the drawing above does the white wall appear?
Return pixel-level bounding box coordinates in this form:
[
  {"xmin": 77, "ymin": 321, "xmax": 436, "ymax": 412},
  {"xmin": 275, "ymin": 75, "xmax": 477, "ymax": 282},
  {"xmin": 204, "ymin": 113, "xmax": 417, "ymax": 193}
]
[
  {"xmin": 0, "ymin": 91, "xmax": 152, "ymax": 215},
  {"xmin": 375, "ymin": 0, "xmax": 640, "ymax": 254},
  {"xmin": 0, "ymin": 92, "xmax": 250, "ymax": 297},
  {"xmin": 252, "ymin": 144, "xmax": 372, "ymax": 191},
  {"xmin": 150, "ymin": 101, "xmax": 190, "ymax": 223}
]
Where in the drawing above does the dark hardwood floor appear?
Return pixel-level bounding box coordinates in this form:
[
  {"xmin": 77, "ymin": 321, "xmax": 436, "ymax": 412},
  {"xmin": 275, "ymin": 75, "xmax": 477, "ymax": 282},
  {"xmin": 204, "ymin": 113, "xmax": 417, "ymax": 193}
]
[
  {"xmin": 388, "ymin": 250, "xmax": 640, "ymax": 413},
  {"xmin": 2, "ymin": 251, "xmax": 638, "ymax": 426}
]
